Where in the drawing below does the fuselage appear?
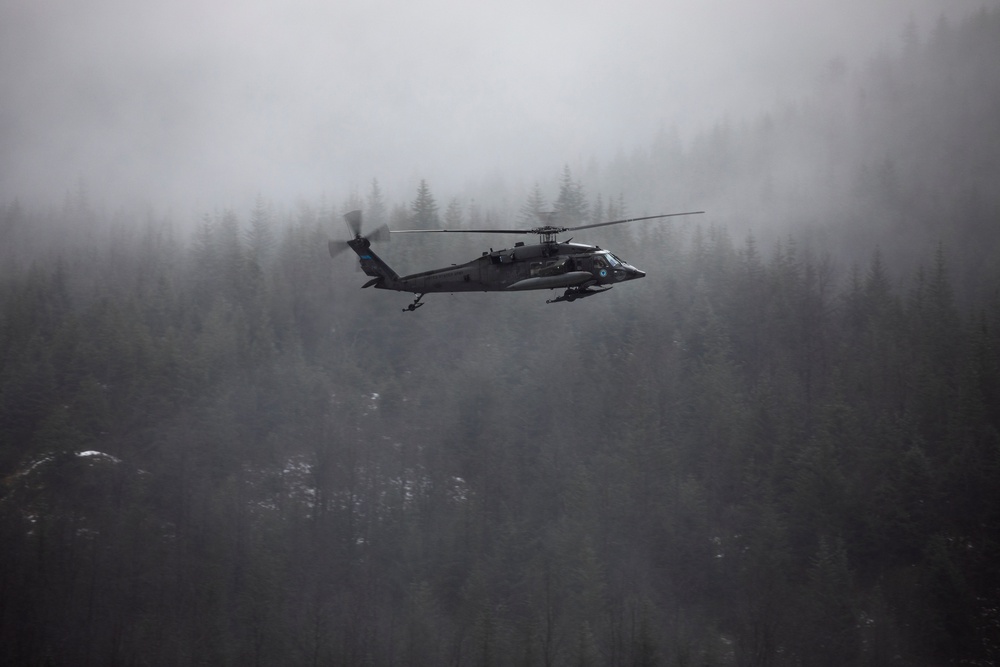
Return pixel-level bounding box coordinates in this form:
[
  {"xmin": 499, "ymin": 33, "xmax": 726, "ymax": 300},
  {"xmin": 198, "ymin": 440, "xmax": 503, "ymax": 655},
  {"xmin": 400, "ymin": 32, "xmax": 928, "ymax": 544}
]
[{"xmin": 378, "ymin": 241, "xmax": 646, "ymax": 294}]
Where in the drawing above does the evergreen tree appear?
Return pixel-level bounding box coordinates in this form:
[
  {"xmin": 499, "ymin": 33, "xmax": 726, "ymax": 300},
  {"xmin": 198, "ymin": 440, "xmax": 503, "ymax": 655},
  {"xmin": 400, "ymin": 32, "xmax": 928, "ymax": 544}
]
[
  {"xmin": 246, "ymin": 193, "xmax": 275, "ymax": 267},
  {"xmin": 606, "ymin": 192, "xmax": 626, "ymax": 221},
  {"xmin": 591, "ymin": 192, "xmax": 605, "ymax": 225},
  {"xmin": 444, "ymin": 196, "xmax": 464, "ymax": 228},
  {"xmin": 411, "ymin": 179, "xmax": 440, "ymax": 229},
  {"xmin": 367, "ymin": 178, "xmax": 388, "ymax": 228},
  {"xmin": 517, "ymin": 183, "xmax": 547, "ymax": 227},
  {"xmin": 554, "ymin": 165, "xmax": 589, "ymax": 224}
]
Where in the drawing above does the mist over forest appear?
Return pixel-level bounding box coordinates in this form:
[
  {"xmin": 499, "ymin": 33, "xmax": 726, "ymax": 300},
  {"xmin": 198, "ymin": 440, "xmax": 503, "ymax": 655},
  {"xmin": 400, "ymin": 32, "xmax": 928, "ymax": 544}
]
[{"xmin": 3, "ymin": 3, "xmax": 1000, "ymax": 666}]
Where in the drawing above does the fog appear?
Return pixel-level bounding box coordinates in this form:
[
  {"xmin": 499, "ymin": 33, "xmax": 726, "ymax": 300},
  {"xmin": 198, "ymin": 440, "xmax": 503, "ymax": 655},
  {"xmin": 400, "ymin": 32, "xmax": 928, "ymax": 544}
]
[{"xmin": 0, "ymin": 0, "xmax": 984, "ymax": 214}]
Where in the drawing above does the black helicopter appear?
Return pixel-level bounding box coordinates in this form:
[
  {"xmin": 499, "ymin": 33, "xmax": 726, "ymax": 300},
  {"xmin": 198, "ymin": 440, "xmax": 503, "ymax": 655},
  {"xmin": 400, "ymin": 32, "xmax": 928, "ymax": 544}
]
[{"xmin": 328, "ymin": 209, "xmax": 704, "ymax": 310}]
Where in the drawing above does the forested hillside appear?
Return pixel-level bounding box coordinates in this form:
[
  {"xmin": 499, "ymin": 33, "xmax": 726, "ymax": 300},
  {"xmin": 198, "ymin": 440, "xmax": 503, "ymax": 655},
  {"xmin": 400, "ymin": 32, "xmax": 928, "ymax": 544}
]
[
  {"xmin": 2, "ymin": 8, "xmax": 1000, "ymax": 667},
  {"xmin": 591, "ymin": 7, "xmax": 1000, "ymax": 303}
]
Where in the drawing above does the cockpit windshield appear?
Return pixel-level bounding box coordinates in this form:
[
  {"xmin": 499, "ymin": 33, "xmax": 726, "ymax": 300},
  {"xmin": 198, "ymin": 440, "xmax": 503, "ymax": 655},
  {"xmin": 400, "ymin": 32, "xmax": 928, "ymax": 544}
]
[{"xmin": 604, "ymin": 252, "xmax": 624, "ymax": 267}]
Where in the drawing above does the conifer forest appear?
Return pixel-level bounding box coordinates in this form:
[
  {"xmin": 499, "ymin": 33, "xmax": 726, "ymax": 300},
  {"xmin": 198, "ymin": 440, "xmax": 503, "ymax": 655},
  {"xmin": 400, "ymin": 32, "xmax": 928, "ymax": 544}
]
[{"xmin": 2, "ymin": 8, "xmax": 1000, "ymax": 666}]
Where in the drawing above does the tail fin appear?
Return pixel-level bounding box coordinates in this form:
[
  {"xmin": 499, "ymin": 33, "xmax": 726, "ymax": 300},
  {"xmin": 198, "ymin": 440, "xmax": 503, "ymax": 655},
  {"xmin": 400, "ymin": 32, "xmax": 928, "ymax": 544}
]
[{"xmin": 347, "ymin": 237, "xmax": 399, "ymax": 287}]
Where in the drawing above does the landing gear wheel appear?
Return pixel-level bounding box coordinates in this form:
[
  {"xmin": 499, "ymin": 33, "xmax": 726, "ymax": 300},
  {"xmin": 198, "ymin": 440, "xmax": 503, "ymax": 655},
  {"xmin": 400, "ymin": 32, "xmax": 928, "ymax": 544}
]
[{"xmin": 403, "ymin": 293, "xmax": 426, "ymax": 312}]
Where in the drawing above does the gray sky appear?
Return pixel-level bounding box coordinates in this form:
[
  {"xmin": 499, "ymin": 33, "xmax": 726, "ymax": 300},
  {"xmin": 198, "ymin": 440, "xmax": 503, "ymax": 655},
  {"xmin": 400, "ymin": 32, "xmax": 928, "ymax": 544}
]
[{"xmin": 0, "ymin": 0, "xmax": 985, "ymax": 213}]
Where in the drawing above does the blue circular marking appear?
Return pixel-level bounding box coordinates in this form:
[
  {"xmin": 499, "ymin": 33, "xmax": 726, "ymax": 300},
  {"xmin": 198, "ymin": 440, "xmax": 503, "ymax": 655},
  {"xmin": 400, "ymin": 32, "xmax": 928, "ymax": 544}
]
[{"xmin": 599, "ymin": 269, "xmax": 607, "ymax": 277}]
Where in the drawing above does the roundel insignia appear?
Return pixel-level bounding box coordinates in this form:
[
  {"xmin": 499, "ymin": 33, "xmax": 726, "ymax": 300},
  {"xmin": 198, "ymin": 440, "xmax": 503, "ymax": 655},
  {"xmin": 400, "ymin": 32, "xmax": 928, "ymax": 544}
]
[{"xmin": 599, "ymin": 269, "xmax": 608, "ymax": 277}]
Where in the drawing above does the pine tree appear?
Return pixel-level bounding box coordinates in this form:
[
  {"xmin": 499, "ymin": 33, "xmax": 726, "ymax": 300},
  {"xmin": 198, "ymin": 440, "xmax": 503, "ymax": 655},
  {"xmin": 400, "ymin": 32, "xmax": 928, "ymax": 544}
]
[
  {"xmin": 444, "ymin": 197, "xmax": 464, "ymax": 228},
  {"xmin": 591, "ymin": 193, "xmax": 605, "ymax": 225},
  {"xmin": 517, "ymin": 183, "xmax": 547, "ymax": 226},
  {"xmin": 411, "ymin": 179, "xmax": 440, "ymax": 229},
  {"xmin": 607, "ymin": 192, "xmax": 627, "ymax": 221},
  {"xmin": 366, "ymin": 178, "xmax": 388, "ymax": 228},
  {"xmin": 246, "ymin": 193, "xmax": 275, "ymax": 267},
  {"xmin": 554, "ymin": 165, "xmax": 589, "ymax": 224}
]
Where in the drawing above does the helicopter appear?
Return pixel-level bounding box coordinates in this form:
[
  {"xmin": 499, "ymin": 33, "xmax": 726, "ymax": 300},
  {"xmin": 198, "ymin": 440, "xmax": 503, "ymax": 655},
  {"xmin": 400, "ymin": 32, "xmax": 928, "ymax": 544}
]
[{"xmin": 328, "ymin": 208, "xmax": 704, "ymax": 311}]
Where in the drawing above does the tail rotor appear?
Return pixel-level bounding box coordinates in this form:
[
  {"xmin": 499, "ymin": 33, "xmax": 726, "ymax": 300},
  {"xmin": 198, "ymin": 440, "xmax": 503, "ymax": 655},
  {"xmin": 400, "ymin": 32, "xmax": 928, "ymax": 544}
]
[{"xmin": 328, "ymin": 210, "xmax": 390, "ymax": 258}]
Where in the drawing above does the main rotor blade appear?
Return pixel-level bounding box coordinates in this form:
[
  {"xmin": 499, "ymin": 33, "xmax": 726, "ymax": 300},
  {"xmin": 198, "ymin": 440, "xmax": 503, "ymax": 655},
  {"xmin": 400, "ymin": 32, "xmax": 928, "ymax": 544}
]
[
  {"xmin": 565, "ymin": 211, "xmax": 705, "ymax": 232},
  {"xmin": 391, "ymin": 228, "xmax": 530, "ymax": 235},
  {"xmin": 389, "ymin": 211, "xmax": 705, "ymax": 237},
  {"xmin": 343, "ymin": 209, "xmax": 363, "ymax": 237}
]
